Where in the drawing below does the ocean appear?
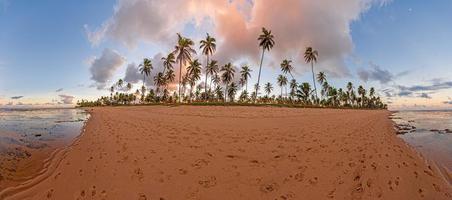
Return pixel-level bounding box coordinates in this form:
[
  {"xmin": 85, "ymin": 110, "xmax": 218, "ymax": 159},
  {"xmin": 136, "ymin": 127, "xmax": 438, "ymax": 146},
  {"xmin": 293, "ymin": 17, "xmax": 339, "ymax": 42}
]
[
  {"xmin": 391, "ymin": 110, "xmax": 452, "ymax": 183},
  {"xmin": 0, "ymin": 108, "xmax": 89, "ymax": 188}
]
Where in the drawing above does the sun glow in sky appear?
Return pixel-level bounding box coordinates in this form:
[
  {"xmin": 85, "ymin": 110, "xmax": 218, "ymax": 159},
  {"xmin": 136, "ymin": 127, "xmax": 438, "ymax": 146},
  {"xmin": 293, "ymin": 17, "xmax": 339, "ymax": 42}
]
[{"xmin": 0, "ymin": 0, "xmax": 452, "ymax": 110}]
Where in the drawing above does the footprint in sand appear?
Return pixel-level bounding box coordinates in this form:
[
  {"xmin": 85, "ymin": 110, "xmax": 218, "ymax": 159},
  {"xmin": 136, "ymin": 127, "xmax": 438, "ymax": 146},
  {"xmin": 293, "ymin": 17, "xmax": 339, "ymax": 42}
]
[
  {"xmin": 191, "ymin": 159, "xmax": 209, "ymax": 169},
  {"xmin": 308, "ymin": 177, "xmax": 318, "ymax": 185},
  {"xmin": 91, "ymin": 185, "xmax": 97, "ymax": 197},
  {"xmin": 133, "ymin": 168, "xmax": 144, "ymax": 181},
  {"xmin": 259, "ymin": 182, "xmax": 279, "ymax": 193},
  {"xmin": 138, "ymin": 193, "xmax": 147, "ymax": 200},
  {"xmin": 198, "ymin": 176, "xmax": 217, "ymax": 188},
  {"xmin": 178, "ymin": 168, "xmax": 188, "ymax": 175},
  {"xmin": 46, "ymin": 189, "xmax": 54, "ymax": 199}
]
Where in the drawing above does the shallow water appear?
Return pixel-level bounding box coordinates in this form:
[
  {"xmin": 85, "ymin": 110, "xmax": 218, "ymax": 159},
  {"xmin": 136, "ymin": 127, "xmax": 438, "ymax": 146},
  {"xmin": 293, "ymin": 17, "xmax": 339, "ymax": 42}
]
[
  {"xmin": 392, "ymin": 110, "xmax": 452, "ymax": 174},
  {"xmin": 0, "ymin": 108, "xmax": 89, "ymax": 147},
  {"xmin": 0, "ymin": 108, "xmax": 89, "ymax": 188}
]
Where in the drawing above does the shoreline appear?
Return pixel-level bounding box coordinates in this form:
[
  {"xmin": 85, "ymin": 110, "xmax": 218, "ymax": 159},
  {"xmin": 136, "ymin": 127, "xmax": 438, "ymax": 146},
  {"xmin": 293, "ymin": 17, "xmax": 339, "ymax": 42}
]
[
  {"xmin": 1, "ymin": 106, "xmax": 451, "ymax": 199},
  {"xmin": 0, "ymin": 111, "xmax": 91, "ymax": 194}
]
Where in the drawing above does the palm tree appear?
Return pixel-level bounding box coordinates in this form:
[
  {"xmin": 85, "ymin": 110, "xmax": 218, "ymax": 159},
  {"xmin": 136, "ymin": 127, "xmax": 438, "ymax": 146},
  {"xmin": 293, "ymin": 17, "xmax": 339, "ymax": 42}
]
[
  {"xmin": 357, "ymin": 85, "xmax": 366, "ymax": 107},
  {"xmin": 165, "ymin": 68, "xmax": 175, "ymax": 90},
  {"xmin": 154, "ymin": 72, "xmax": 165, "ymax": 95},
  {"xmin": 200, "ymin": 33, "xmax": 216, "ymax": 93},
  {"xmin": 228, "ymin": 82, "xmax": 238, "ymax": 102},
  {"xmin": 221, "ymin": 63, "xmax": 235, "ymax": 102},
  {"xmin": 117, "ymin": 79, "xmax": 124, "ymax": 89},
  {"xmin": 317, "ymin": 72, "xmax": 326, "ymax": 85},
  {"xmin": 264, "ymin": 82, "xmax": 273, "ymax": 97},
  {"xmin": 173, "ymin": 33, "xmax": 196, "ymax": 102},
  {"xmin": 139, "ymin": 58, "xmax": 152, "ymax": 87},
  {"xmin": 206, "ymin": 60, "xmax": 219, "ymax": 92},
  {"xmin": 280, "ymin": 59, "xmax": 294, "ymax": 79},
  {"xmin": 304, "ymin": 47, "xmax": 319, "ymax": 101},
  {"xmin": 110, "ymin": 86, "xmax": 115, "ymax": 102},
  {"xmin": 256, "ymin": 27, "xmax": 275, "ymax": 98},
  {"xmin": 140, "ymin": 85, "xmax": 146, "ymax": 102},
  {"xmin": 126, "ymin": 82, "xmax": 132, "ymax": 92},
  {"xmin": 277, "ymin": 75, "xmax": 288, "ymax": 99},
  {"xmin": 321, "ymin": 81, "xmax": 329, "ymax": 104},
  {"xmin": 298, "ymin": 82, "xmax": 311, "ymax": 104},
  {"xmin": 317, "ymin": 72, "xmax": 326, "ymax": 101},
  {"xmin": 240, "ymin": 65, "xmax": 252, "ymax": 91},
  {"xmin": 289, "ymin": 79, "xmax": 297, "ymax": 100},
  {"xmin": 346, "ymin": 82, "xmax": 354, "ymax": 106},
  {"xmin": 214, "ymin": 85, "xmax": 224, "ymax": 101},
  {"xmin": 187, "ymin": 59, "xmax": 202, "ymax": 101},
  {"xmin": 162, "ymin": 53, "xmax": 175, "ymax": 74}
]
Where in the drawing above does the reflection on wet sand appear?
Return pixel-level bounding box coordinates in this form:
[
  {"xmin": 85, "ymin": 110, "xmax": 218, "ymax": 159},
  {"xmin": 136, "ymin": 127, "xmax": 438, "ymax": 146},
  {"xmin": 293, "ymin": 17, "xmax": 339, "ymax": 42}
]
[{"xmin": 0, "ymin": 108, "xmax": 88, "ymax": 190}]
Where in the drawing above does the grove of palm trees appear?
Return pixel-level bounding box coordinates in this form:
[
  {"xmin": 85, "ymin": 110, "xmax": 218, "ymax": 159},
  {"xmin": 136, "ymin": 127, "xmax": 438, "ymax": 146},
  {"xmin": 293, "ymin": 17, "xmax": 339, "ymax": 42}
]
[{"xmin": 78, "ymin": 28, "xmax": 387, "ymax": 109}]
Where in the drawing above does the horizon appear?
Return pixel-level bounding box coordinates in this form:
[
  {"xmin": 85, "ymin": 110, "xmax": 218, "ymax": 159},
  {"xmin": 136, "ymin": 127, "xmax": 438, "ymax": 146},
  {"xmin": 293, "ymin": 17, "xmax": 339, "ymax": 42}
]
[{"xmin": 1, "ymin": 0, "xmax": 452, "ymax": 110}]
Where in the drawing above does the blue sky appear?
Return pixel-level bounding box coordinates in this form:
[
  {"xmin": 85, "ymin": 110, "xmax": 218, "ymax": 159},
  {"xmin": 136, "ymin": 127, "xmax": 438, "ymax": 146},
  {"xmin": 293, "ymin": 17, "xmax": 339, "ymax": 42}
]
[{"xmin": 0, "ymin": 0, "xmax": 451, "ymax": 110}]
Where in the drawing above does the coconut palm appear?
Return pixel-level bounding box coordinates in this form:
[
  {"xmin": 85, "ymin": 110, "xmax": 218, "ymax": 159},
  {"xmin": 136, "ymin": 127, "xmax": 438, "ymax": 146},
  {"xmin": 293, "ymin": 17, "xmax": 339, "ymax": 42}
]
[
  {"xmin": 317, "ymin": 72, "xmax": 326, "ymax": 101},
  {"xmin": 221, "ymin": 63, "xmax": 235, "ymax": 102},
  {"xmin": 162, "ymin": 53, "xmax": 175, "ymax": 74},
  {"xmin": 140, "ymin": 85, "xmax": 146, "ymax": 102},
  {"xmin": 110, "ymin": 86, "xmax": 115, "ymax": 101},
  {"xmin": 165, "ymin": 68, "xmax": 175, "ymax": 89},
  {"xmin": 298, "ymin": 82, "xmax": 311, "ymax": 104},
  {"xmin": 264, "ymin": 82, "xmax": 273, "ymax": 97},
  {"xmin": 173, "ymin": 33, "xmax": 196, "ymax": 102},
  {"xmin": 212, "ymin": 73, "xmax": 221, "ymax": 89},
  {"xmin": 117, "ymin": 79, "xmax": 124, "ymax": 89},
  {"xmin": 289, "ymin": 79, "xmax": 298, "ymax": 100},
  {"xmin": 280, "ymin": 59, "xmax": 294, "ymax": 79},
  {"xmin": 304, "ymin": 47, "xmax": 319, "ymax": 101},
  {"xmin": 357, "ymin": 85, "xmax": 366, "ymax": 107},
  {"xmin": 154, "ymin": 72, "xmax": 165, "ymax": 95},
  {"xmin": 256, "ymin": 27, "xmax": 275, "ymax": 98},
  {"xmin": 240, "ymin": 65, "xmax": 252, "ymax": 91},
  {"xmin": 317, "ymin": 72, "xmax": 326, "ymax": 85},
  {"xmin": 206, "ymin": 60, "xmax": 219, "ymax": 91},
  {"xmin": 228, "ymin": 82, "xmax": 238, "ymax": 102},
  {"xmin": 139, "ymin": 58, "xmax": 152, "ymax": 87},
  {"xmin": 277, "ymin": 75, "xmax": 288, "ymax": 99},
  {"xmin": 214, "ymin": 85, "xmax": 224, "ymax": 101},
  {"xmin": 346, "ymin": 82, "xmax": 354, "ymax": 106},
  {"xmin": 200, "ymin": 33, "xmax": 216, "ymax": 93},
  {"xmin": 187, "ymin": 59, "xmax": 202, "ymax": 100},
  {"xmin": 321, "ymin": 81, "xmax": 329, "ymax": 104},
  {"xmin": 126, "ymin": 82, "xmax": 132, "ymax": 92}
]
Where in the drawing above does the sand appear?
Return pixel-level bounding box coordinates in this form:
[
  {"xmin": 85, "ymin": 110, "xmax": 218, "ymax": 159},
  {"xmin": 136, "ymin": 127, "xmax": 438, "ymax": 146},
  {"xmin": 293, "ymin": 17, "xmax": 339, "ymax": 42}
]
[{"xmin": 0, "ymin": 106, "xmax": 450, "ymax": 199}]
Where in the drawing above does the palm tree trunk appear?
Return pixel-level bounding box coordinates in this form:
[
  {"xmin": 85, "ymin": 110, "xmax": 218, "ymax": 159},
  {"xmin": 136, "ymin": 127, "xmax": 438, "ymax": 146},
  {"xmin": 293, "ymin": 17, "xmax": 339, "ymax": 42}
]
[
  {"xmin": 205, "ymin": 55, "xmax": 209, "ymax": 96},
  {"xmin": 178, "ymin": 60, "xmax": 182, "ymax": 103},
  {"xmin": 255, "ymin": 48, "xmax": 265, "ymax": 101},
  {"xmin": 225, "ymin": 85, "xmax": 228, "ymax": 102},
  {"xmin": 280, "ymin": 87, "xmax": 283, "ymax": 99},
  {"xmin": 143, "ymin": 74, "xmax": 146, "ymax": 87},
  {"xmin": 311, "ymin": 62, "xmax": 318, "ymax": 101}
]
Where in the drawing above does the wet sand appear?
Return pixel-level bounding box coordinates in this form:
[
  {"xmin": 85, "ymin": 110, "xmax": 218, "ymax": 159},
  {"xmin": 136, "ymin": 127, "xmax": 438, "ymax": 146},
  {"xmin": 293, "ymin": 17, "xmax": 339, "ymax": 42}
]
[{"xmin": 1, "ymin": 106, "xmax": 451, "ymax": 199}]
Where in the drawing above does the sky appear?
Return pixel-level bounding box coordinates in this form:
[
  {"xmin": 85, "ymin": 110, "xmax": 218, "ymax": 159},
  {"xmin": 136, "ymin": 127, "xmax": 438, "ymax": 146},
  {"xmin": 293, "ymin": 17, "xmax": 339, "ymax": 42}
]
[{"xmin": 0, "ymin": 0, "xmax": 451, "ymax": 110}]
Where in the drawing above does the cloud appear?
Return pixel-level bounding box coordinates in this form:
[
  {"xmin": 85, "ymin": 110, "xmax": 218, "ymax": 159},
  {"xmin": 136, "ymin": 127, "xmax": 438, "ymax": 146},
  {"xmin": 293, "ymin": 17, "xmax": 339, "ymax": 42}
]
[
  {"xmin": 357, "ymin": 62, "xmax": 394, "ymax": 84},
  {"xmin": 86, "ymin": 0, "xmax": 391, "ymax": 78},
  {"xmin": 58, "ymin": 95, "xmax": 75, "ymax": 104},
  {"xmin": 397, "ymin": 91, "xmax": 412, "ymax": 97},
  {"xmin": 55, "ymin": 88, "xmax": 64, "ymax": 92},
  {"xmin": 124, "ymin": 63, "xmax": 142, "ymax": 84},
  {"xmin": 11, "ymin": 96, "xmax": 24, "ymax": 100},
  {"xmin": 89, "ymin": 48, "xmax": 126, "ymax": 89},
  {"xmin": 397, "ymin": 81, "xmax": 452, "ymax": 92},
  {"xmin": 417, "ymin": 93, "xmax": 432, "ymax": 99}
]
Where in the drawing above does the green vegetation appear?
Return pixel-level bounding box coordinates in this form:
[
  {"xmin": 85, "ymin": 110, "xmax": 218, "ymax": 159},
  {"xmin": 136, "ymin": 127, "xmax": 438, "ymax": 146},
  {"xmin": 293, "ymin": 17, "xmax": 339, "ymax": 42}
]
[{"xmin": 78, "ymin": 28, "xmax": 387, "ymax": 109}]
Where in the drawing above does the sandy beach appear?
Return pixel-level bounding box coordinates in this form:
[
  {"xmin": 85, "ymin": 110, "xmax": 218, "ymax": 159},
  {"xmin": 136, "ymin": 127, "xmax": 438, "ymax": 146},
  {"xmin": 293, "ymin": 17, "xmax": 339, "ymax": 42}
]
[{"xmin": 1, "ymin": 106, "xmax": 450, "ymax": 199}]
